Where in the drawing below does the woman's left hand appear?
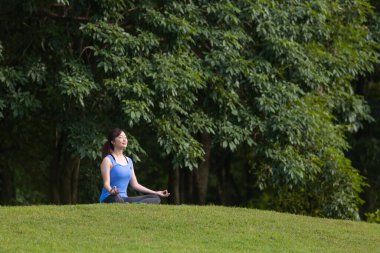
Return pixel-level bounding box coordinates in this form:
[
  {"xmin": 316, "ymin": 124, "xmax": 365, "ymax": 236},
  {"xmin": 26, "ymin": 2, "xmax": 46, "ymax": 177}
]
[{"xmin": 156, "ymin": 190, "xmax": 170, "ymax": 197}]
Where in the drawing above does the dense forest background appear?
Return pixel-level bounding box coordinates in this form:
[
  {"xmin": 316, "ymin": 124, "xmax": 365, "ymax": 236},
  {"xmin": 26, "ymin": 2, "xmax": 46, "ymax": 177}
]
[{"xmin": 0, "ymin": 0, "xmax": 379, "ymax": 221}]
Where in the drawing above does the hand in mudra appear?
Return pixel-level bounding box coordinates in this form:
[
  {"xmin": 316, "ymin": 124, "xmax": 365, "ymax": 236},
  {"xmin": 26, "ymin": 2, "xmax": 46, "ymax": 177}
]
[
  {"xmin": 156, "ymin": 190, "xmax": 170, "ymax": 197},
  {"xmin": 110, "ymin": 186, "xmax": 119, "ymax": 195}
]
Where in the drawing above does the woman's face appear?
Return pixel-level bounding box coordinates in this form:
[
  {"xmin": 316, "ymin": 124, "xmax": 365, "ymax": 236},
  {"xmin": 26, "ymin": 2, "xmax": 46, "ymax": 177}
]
[{"xmin": 112, "ymin": 131, "xmax": 128, "ymax": 149}]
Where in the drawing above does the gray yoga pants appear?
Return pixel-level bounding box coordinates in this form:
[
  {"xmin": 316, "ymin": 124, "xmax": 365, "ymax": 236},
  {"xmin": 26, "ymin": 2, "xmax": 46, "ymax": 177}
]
[{"xmin": 103, "ymin": 194, "xmax": 161, "ymax": 204}]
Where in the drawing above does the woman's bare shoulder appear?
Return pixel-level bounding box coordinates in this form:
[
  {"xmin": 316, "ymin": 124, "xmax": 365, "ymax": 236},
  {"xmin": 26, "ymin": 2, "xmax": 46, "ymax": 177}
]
[{"xmin": 101, "ymin": 156, "xmax": 112, "ymax": 166}]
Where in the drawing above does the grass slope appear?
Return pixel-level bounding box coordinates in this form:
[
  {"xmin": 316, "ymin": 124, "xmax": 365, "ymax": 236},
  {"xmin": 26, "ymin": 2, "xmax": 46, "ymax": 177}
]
[{"xmin": 0, "ymin": 204, "xmax": 379, "ymax": 253}]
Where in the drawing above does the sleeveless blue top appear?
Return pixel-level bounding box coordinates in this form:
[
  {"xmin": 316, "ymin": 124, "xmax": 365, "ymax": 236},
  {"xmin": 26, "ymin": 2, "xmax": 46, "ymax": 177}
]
[{"xmin": 99, "ymin": 154, "xmax": 133, "ymax": 203}]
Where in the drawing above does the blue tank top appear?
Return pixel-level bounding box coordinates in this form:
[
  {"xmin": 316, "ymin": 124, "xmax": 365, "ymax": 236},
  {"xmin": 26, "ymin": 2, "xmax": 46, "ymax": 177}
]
[{"xmin": 99, "ymin": 154, "xmax": 133, "ymax": 203}]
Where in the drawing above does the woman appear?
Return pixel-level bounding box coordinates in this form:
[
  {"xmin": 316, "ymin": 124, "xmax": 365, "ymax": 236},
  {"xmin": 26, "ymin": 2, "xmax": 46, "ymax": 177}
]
[{"xmin": 99, "ymin": 128, "xmax": 170, "ymax": 203}]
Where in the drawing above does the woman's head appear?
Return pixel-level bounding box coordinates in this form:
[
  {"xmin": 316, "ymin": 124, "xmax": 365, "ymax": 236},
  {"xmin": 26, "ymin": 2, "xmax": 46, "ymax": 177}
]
[{"xmin": 101, "ymin": 128, "xmax": 128, "ymax": 158}]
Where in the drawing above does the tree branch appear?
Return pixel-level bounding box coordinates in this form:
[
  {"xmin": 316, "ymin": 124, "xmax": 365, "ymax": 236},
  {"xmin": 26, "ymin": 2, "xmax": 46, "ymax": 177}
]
[{"xmin": 41, "ymin": 8, "xmax": 90, "ymax": 22}]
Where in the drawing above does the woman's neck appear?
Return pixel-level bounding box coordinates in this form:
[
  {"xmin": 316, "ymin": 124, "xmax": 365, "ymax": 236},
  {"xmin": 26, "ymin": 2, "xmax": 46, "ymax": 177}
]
[{"xmin": 112, "ymin": 149, "xmax": 124, "ymax": 156}]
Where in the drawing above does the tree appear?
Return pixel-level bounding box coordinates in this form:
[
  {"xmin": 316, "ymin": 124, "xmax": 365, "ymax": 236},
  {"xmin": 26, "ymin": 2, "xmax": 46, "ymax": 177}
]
[
  {"xmin": 0, "ymin": 0, "xmax": 378, "ymax": 220},
  {"xmin": 348, "ymin": 0, "xmax": 380, "ymax": 218}
]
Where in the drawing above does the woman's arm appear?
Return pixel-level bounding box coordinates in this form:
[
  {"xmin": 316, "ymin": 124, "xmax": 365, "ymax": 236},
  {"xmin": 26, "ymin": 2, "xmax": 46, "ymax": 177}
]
[
  {"xmin": 100, "ymin": 157, "xmax": 118, "ymax": 195},
  {"xmin": 129, "ymin": 167, "xmax": 170, "ymax": 197}
]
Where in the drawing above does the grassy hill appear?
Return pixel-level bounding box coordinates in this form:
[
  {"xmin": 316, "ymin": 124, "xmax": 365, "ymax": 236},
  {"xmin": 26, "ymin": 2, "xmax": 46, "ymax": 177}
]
[{"xmin": 0, "ymin": 204, "xmax": 379, "ymax": 252}]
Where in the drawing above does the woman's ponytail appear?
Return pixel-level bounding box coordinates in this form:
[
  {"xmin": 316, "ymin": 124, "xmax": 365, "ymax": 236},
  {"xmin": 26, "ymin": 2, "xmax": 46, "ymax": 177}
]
[
  {"xmin": 101, "ymin": 141, "xmax": 111, "ymax": 159},
  {"xmin": 101, "ymin": 128, "xmax": 123, "ymax": 159}
]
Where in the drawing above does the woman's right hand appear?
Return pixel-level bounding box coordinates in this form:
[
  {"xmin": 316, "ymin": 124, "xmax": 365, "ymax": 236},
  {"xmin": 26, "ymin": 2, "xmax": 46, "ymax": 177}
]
[{"xmin": 109, "ymin": 186, "xmax": 119, "ymax": 195}]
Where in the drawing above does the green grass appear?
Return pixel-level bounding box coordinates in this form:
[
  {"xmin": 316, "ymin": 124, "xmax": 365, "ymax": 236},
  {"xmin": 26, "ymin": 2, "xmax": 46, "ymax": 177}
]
[{"xmin": 0, "ymin": 204, "xmax": 379, "ymax": 253}]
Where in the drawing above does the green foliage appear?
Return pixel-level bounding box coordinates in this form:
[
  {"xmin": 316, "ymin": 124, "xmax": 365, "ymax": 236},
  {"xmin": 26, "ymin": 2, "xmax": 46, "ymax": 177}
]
[
  {"xmin": 0, "ymin": 0, "xmax": 379, "ymax": 219},
  {"xmin": 64, "ymin": 121, "xmax": 105, "ymax": 160},
  {"xmin": 58, "ymin": 61, "xmax": 98, "ymax": 108},
  {"xmin": 366, "ymin": 209, "xmax": 380, "ymax": 223},
  {"xmin": 0, "ymin": 53, "xmax": 42, "ymax": 119}
]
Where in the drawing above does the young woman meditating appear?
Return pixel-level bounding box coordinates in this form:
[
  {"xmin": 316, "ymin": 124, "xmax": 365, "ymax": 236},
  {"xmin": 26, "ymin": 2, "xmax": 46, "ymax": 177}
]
[{"xmin": 99, "ymin": 128, "xmax": 170, "ymax": 203}]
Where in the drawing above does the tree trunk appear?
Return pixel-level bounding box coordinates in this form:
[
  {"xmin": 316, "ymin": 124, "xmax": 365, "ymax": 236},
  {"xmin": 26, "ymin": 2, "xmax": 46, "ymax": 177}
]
[
  {"xmin": 184, "ymin": 168, "xmax": 193, "ymax": 204},
  {"xmin": 216, "ymin": 158, "xmax": 228, "ymax": 205},
  {"xmin": 60, "ymin": 153, "xmax": 80, "ymax": 204},
  {"xmin": 193, "ymin": 132, "xmax": 211, "ymax": 205},
  {"xmin": 244, "ymin": 160, "xmax": 253, "ymax": 205},
  {"xmin": 71, "ymin": 158, "xmax": 80, "ymax": 204},
  {"xmin": 225, "ymin": 164, "xmax": 242, "ymax": 204},
  {"xmin": 179, "ymin": 167, "xmax": 185, "ymax": 203},
  {"xmin": 168, "ymin": 167, "xmax": 180, "ymax": 204},
  {"xmin": 214, "ymin": 149, "xmax": 232, "ymax": 205},
  {"xmin": 0, "ymin": 161, "xmax": 14, "ymax": 205},
  {"xmin": 50, "ymin": 128, "xmax": 62, "ymax": 204},
  {"xmin": 50, "ymin": 128, "xmax": 81, "ymax": 205}
]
